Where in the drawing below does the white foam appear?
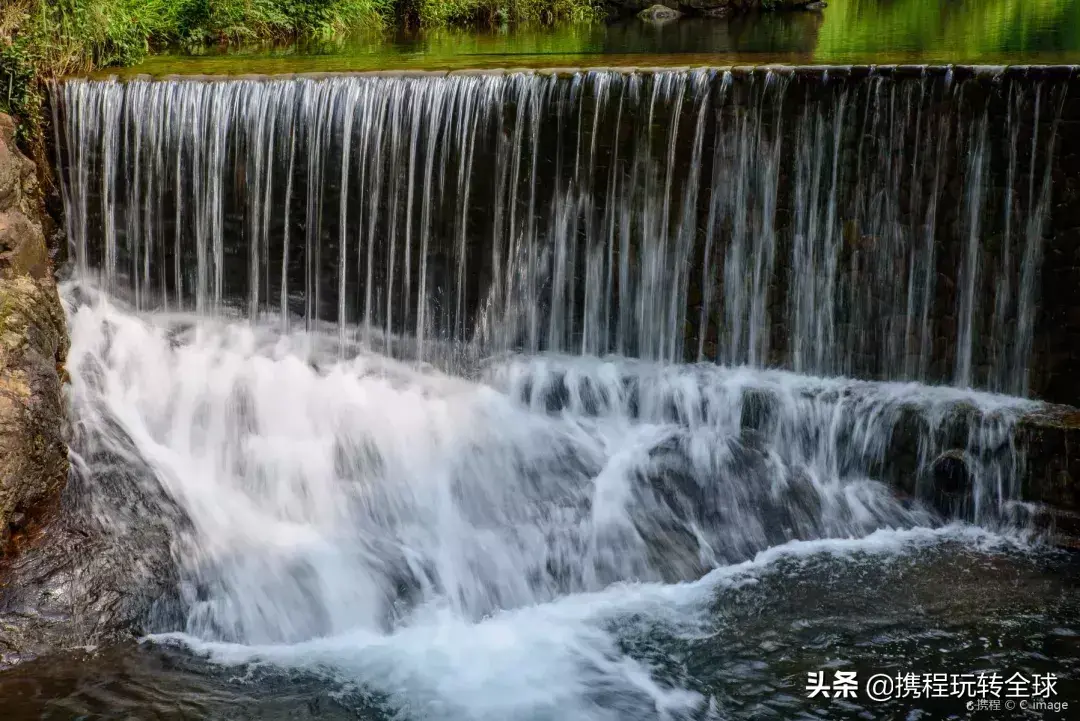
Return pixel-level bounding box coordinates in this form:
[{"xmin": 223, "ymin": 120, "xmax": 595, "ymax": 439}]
[
  {"xmin": 64, "ymin": 282, "xmax": 1037, "ymax": 720},
  {"xmin": 148, "ymin": 525, "xmax": 1021, "ymax": 720}
]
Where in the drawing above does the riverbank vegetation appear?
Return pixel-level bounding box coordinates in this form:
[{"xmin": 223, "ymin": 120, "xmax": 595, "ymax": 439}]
[
  {"xmin": 1, "ymin": 0, "xmax": 600, "ymax": 144},
  {"xmin": 5, "ymin": 0, "xmax": 1079, "ymax": 149}
]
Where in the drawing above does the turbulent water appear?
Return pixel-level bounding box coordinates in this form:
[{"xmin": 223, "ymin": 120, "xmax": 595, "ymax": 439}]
[
  {"xmin": 65, "ymin": 278, "xmax": 1036, "ymax": 631},
  {"xmin": 12, "ymin": 65, "xmax": 1076, "ymax": 719},
  {"xmin": 29, "ymin": 276, "xmax": 1054, "ymax": 719},
  {"xmin": 53, "ymin": 66, "xmax": 1068, "ymax": 396}
]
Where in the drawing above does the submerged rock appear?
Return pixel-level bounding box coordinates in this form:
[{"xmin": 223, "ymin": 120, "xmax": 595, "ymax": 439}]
[{"xmin": 0, "ymin": 114, "xmax": 68, "ymax": 554}]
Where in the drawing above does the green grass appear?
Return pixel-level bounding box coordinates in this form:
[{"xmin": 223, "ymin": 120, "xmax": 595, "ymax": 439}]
[
  {"xmin": 2, "ymin": 0, "xmax": 600, "ymax": 81},
  {"xmin": 2, "ymin": 0, "xmax": 394, "ymax": 77},
  {"xmin": 0, "ymin": 0, "xmax": 601, "ymax": 90}
]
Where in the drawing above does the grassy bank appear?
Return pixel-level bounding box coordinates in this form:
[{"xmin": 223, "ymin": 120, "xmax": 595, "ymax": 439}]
[{"xmin": 1, "ymin": 0, "xmax": 600, "ymax": 146}]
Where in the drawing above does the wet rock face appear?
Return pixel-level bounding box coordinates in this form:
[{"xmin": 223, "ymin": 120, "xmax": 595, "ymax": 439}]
[
  {"xmin": 0, "ymin": 114, "xmax": 183, "ymax": 664},
  {"xmin": 1015, "ymin": 406, "xmax": 1080, "ymax": 546},
  {"xmin": 0, "ymin": 426, "xmax": 187, "ymax": 667},
  {"xmin": 0, "ymin": 114, "xmax": 173, "ymax": 666},
  {"xmin": 0, "ymin": 115, "xmax": 69, "ymax": 552}
]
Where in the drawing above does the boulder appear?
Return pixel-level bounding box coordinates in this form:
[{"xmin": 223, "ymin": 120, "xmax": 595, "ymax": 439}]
[
  {"xmin": 0, "ymin": 114, "xmax": 68, "ymax": 555},
  {"xmin": 638, "ymin": 4, "xmax": 682, "ymax": 21}
]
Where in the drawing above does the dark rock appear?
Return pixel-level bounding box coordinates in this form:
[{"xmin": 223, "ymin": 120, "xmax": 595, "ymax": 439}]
[
  {"xmin": 929, "ymin": 450, "xmax": 971, "ymax": 514},
  {"xmin": 894, "ymin": 402, "xmax": 1080, "ymax": 547},
  {"xmin": 1015, "ymin": 404, "xmax": 1080, "ymax": 540},
  {"xmin": 1011, "ymin": 407, "xmax": 1080, "ymax": 546}
]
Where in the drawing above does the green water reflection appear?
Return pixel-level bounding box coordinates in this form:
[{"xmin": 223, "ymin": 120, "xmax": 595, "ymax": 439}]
[
  {"xmin": 104, "ymin": 0, "xmax": 1080, "ymax": 77},
  {"xmin": 817, "ymin": 0, "xmax": 1080, "ymax": 60}
]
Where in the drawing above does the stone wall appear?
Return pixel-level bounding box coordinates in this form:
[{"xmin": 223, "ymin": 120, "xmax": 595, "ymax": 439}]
[
  {"xmin": 0, "ymin": 113, "xmax": 68, "ymax": 558},
  {"xmin": 1033, "ymin": 87, "xmax": 1080, "ymax": 406}
]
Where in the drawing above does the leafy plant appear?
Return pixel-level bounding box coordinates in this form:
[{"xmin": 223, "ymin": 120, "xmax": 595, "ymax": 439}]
[{"xmin": 414, "ymin": 0, "xmax": 598, "ymax": 26}]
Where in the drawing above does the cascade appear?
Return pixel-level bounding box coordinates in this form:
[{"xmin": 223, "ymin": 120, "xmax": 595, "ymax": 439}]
[
  {"xmin": 65, "ymin": 284, "xmax": 1035, "ymax": 645},
  {"xmin": 21, "ymin": 64, "xmax": 1076, "ymax": 720},
  {"xmin": 52, "ymin": 67, "xmax": 1068, "ymax": 396}
]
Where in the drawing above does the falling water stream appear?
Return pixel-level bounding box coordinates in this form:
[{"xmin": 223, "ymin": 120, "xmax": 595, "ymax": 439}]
[
  {"xmin": 2, "ymin": 66, "xmax": 1079, "ymax": 719},
  {"xmin": 54, "ymin": 67, "xmax": 1068, "ymax": 394}
]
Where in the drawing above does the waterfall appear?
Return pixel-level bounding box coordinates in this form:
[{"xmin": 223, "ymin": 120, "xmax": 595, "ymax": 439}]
[
  {"xmin": 66, "ymin": 280, "xmax": 1036, "ymax": 645},
  {"xmin": 52, "ymin": 66, "xmax": 1067, "ymax": 397},
  {"xmin": 40, "ymin": 65, "xmax": 1070, "ymax": 719}
]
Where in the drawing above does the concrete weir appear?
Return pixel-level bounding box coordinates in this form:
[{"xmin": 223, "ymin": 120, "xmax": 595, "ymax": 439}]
[{"xmin": 47, "ymin": 64, "xmax": 1080, "ymax": 543}]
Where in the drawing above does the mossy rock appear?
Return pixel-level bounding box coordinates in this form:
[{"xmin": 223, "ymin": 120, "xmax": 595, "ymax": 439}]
[
  {"xmin": 0, "ymin": 113, "xmax": 68, "ymax": 557},
  {"xmin": 638, "ymin": 5, "xmax": 682, "ymax": 22}
]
